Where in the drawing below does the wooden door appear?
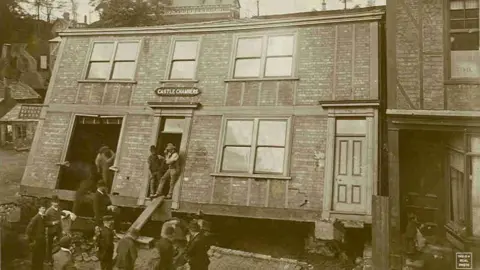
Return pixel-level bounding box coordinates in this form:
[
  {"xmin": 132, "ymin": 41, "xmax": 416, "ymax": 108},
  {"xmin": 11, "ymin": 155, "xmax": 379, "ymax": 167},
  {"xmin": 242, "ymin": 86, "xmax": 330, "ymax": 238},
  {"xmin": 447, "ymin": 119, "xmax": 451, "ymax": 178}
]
[{"xmin": 333, "ymin": 136, "xmax": 367, "ymax": 213}]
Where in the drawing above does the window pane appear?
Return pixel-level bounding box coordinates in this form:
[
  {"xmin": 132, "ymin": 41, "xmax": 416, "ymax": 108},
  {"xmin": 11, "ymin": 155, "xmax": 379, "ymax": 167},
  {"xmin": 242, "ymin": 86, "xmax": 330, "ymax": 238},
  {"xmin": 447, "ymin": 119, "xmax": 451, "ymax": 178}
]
[
  {"xmin": 91, "ymin": 43, "xmax": 114, "ymax": 61},
  {"xmin": 451, "ymin": 32, "xmax": 479, "ymax": 50},
  {"xmin": 111, "ymin": 62, "xmax": 135, "ymax": 80},
  {"xmin": 450, "ymin": 0, "xmax": 464, "ymax": 10},
  {"xmin": 173, "ymin": 41, "xmax": 198, "ymax": 60},
  {"xmin": 87, "ymin": 62, "xmax": 110, "ymax": 79},
  {"xmin": 258, "ymin": 120, "xmax": 287, "ymax": 146},
  {"xmin": 255, "ymin": 147, "xmax": 284, "ymax": 173},
  {"xmin": 236, "ymin": 38, "xmax": 262, "ymax": 57},
  {"xmin": 222, "ymin": 147, "xmax": 250, "ymax": 172},
  {"xmin": 465, "ymin": 18, "xmax": 479, "ymax": 28},
  {"xmin": 234, "ymin": 59, "xmax": 261, "ymax": 78},
  {"xmin": 336, "ymin": 119, "xmax": 367, "ymax": 135},
  {"xmin": 451, "ymin": 50, "xmax": 480, "ymax": 78},
  {"xmin": 264, "ymin": 57, "xmax": 293, "ymax": 77},
  {"xmin": 163, "ymin": 118, "xmax": 184, "ymax": 133},
  {"xmin": 225, "ymin": 120, "xmax": 253, "ymax": 145},
  {"xmin": 267, "ymin": 36, "xmax": 294, "ymax": 56},
  {"xmin": 115, "ymin": 42, "xmax": 139, "ymax": 61},
  {"xmin": 169, "ymin": 61, "xmax": 196, "ymax": 79}
]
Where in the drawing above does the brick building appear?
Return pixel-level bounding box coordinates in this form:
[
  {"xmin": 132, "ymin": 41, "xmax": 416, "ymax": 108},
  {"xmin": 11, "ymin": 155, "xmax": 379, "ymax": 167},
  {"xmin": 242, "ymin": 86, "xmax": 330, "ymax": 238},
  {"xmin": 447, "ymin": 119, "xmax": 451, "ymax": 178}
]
[
  {"xmin": 20, "ymin": 7, "xmax": 385, "ymax": 255},
  {"xmin": 386, "ymin": 0, "xmax": 480, "ymax": 268}
]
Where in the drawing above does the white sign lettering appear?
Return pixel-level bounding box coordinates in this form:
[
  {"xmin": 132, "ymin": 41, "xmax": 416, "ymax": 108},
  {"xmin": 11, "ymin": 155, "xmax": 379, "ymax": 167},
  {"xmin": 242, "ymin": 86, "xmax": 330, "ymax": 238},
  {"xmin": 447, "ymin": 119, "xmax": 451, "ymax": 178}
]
[{"xmin": 154, "ymin": 88, "xmax": 200, "ymax": 96}]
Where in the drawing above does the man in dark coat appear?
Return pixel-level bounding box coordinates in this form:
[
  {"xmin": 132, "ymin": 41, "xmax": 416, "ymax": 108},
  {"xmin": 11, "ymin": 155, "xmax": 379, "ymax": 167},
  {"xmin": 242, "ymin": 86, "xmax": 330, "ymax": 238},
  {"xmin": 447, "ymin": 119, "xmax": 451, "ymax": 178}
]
[
  {"xmin": 26, "ymin": 205, "xmax": 47, "ymax": 270},
  {"xmin": 153, "ymin": 226, "xmax": 176, "ymax": 270},
  {"xmin": 96, "ymin": 215, "xmax": 115, "ymax": 270},
  {"xmin": 114, "ymin": 228, "xmax": 139, "ymax": 270},
  {"xmin": 93, "ymin": 181, "xmax": 118, "ymax": 229},
  {"xmin": 52, "ymin": 236, "xmax": 76, "ymax": 270},
  {"xmin": 185, "ymin": 221, "xmax": 211, "ymax": 270},
  {"xmin": 45, "ymin": 195, "xmax": 63, "ymax": 265},
  {"xmin": 148, "ymin": 145, "xmax": 165, "ymax": 197}
]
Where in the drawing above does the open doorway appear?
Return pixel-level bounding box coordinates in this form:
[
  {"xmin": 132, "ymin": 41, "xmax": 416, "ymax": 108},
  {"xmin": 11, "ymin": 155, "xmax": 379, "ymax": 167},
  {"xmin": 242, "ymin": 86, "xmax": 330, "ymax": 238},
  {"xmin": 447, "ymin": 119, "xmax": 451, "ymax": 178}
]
[
  {"xmin": 57, "ymin": 115, "xmax": 123, "ymax": 192},
  {"xmin": 155, "ymin": 117, "xmax": 185, "ymax": 193}
]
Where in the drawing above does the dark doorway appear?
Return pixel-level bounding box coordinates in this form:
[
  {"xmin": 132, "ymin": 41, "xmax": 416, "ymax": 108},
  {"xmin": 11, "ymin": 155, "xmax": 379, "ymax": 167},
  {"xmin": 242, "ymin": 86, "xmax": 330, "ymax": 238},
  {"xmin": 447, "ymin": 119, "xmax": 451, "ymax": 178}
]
[
  {"xmin": 156, "ymin": 117, "xmax": 184, "ymax": 193},
  {"xmin": 57, "ymin": 116, "xmax": 122, "ymax": 192},
  {"xmin": 399, "ymin": 130, "xmax": 447, "ymax": 237}
]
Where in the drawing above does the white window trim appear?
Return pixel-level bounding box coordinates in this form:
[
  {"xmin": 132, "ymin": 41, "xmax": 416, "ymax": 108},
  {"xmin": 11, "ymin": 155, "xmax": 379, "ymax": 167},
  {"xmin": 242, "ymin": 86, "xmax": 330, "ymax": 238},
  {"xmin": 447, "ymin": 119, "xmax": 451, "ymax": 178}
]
[
  {"xmin": 321, "ymin": 108, "xmax": 377, "ymax": 220},
  {"xmin": 163, "ymin": 37, "xmax": 202, "ymax": 82},
  {"xmin": 214, "ymin": 115, "xmax": 293, "ymax": 178},
  {"xmin": 81, "ymin": 39, "xmax": 142, "ymax": 82},
  {"xmin": 228, "ymin": 31, "xmax": 298, "ymax": 80}
]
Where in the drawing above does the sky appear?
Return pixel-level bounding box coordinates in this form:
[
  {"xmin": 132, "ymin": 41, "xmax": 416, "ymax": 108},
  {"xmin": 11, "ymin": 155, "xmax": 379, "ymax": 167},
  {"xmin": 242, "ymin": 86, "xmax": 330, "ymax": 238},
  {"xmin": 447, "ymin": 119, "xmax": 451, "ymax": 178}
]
[{"xmin": 38, "ymin": 0, "xmax": 386, "ymax": 24}]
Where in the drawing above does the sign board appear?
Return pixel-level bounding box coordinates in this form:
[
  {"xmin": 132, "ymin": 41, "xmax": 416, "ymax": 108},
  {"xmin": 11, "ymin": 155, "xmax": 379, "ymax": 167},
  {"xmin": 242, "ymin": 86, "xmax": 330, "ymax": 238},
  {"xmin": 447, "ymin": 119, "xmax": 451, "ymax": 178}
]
[
  {"xmin": 451, "ymin": 51, "xmax": 480, "ymax": 79},
  {"xmin": 154, "ymin": 87, "xmax": 201, "ymax": 97}
]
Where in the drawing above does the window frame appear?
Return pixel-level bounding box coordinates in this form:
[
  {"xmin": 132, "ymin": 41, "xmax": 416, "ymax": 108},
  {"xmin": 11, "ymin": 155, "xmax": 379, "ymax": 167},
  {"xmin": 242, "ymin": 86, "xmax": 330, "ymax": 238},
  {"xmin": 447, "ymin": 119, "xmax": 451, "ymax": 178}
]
[
  {"xmin": 15, "ymin": 124, "xmax": 27, "ymax": 140},
  {"xmin": 445, "ymin": 0, "xmax": 480, "ymax": 82},
  {"xmin": 215, "ymin": 116, "xmax": 293, "ymax": 177},
  {"xmin": 229, "ymin": 32, "xmax": 298, "ymax": 80},
  {"xmin": 83, "ymin": 40, "xmax": 142, "ymax": 81},
  {"xmin": 164, "ymin": 38, "xmax": 202, "ymax": 82}
]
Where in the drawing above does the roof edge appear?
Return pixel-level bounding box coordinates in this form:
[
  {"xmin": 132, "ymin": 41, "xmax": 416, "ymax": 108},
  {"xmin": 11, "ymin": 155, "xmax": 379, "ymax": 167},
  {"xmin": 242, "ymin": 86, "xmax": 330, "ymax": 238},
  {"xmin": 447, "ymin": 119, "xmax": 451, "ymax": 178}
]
[{"xmin": 59, "ymin": 9, "xmax": 385, "ymax": 37}]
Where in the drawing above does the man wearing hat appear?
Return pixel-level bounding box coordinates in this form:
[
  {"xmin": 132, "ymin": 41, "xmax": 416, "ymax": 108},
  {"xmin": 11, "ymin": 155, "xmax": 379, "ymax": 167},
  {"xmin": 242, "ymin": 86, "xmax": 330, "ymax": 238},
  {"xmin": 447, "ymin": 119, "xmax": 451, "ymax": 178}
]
[
  {"xmin": 96, "ymin": 215, "xmax": 115, "ymax": 270},
  {"xmin": 45, "ymin": 195, "xmax": 63, "ymax": 265},
  {"xmin": 52, "ymin": 236, "xmax": 76, "ymax": 270},
  {"xmin": 185, "ymin": 221, "xmax": 211, "ymax": 270},
  {"xmin": 152, "ymin": 143, "xmax": 180, "ymax": 199},
  {"xmin": 148, "ymin": 145, "xmax": 165, "ymax": 197},
  {"xmin": 115, "ymin": 228, "xmax": 139, "ymax": 270},
  {"xmin": 93, "ymin": 181, "xmax": 119, "ymax": 229},
  {"xmin": 26, "ymin": 204, "xmax": 47, "ymax": 270}
]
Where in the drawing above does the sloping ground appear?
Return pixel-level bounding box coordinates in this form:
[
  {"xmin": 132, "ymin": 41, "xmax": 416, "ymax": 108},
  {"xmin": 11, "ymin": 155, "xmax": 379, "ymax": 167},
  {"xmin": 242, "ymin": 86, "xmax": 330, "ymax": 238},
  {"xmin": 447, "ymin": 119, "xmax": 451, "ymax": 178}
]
[
  {"xmin": 0, "ymin": 149, "xmax": 28, "ymax": 204},
  {"xmin": 208, "ymin": 246, "xmax": 313, "ymax": 270}
]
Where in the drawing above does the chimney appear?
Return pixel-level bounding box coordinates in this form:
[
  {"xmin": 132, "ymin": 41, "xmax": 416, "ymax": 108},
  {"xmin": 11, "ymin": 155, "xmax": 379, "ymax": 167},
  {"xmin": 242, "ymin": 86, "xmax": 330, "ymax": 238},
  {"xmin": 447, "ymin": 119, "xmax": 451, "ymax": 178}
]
[
  {"xmin": 321, "ymin": 0, "xmax": 326, "ymax": 11},
  {"xmin": 84, "ymin": 15, "xmax": 87, "ymax": 24},
  {"xmin": 63, "ymin": 12, "xmax": 70, "ymax": 21}
]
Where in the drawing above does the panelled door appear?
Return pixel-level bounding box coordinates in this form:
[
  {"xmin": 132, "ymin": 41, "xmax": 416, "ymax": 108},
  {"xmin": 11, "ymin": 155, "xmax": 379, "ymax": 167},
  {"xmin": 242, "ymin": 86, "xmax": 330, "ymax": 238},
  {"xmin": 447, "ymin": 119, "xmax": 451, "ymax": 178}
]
[{"xmin": 333, "ymin": 136, "xmax": 368, "ymax": 213}]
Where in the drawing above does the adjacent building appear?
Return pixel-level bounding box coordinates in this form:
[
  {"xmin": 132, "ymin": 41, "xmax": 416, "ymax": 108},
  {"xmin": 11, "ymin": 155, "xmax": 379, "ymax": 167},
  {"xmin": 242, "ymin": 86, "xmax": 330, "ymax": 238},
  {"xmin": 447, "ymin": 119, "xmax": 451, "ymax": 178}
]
[
  {"xmin": 20, "ymin": 6, "xmax": 385, "ymax": 254},
  {"xmin": 386, "ymin": 0, "xmax": 480, "ymax": 268}
]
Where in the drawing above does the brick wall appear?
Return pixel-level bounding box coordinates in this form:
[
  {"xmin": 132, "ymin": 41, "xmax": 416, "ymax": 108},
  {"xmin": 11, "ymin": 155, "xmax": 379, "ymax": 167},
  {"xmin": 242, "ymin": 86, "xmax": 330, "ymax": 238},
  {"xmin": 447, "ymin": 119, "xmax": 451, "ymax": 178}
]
[
  {"xmin": 25, "ymin": 13, "xmax": 381, "ymax": 219},
  {"xmin": 391, "ymin": 0, "xmax": 480, "ymax": 111}
]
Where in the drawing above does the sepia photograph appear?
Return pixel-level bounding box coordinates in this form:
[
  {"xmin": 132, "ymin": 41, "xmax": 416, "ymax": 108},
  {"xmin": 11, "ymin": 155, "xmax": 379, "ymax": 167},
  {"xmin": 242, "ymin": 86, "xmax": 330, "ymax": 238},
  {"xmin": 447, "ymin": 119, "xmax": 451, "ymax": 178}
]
[{"xmin": 0, "ymin": 0, "xmax": 479, "ymax": 269}]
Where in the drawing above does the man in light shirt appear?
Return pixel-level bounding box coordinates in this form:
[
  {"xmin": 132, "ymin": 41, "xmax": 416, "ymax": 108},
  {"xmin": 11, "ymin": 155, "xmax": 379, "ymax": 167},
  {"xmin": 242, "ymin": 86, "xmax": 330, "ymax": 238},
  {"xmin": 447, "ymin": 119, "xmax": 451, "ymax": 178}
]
[
  {"xmin": 152, "ymin": 143, "xmax": 180, "ymax": 199},
  {"xmin": 95, "ymin": 145, "xmax": 116, "ymax": 192}
]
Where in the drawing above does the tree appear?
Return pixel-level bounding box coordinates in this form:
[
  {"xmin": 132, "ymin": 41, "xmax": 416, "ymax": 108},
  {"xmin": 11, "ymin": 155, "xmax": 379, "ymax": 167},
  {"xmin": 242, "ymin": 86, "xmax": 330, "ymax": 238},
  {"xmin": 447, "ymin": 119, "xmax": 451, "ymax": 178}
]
[
  {"xmin": 0, "ymin": 0, "xmax": 36, "ymax": 48},
  {"xmin": 28, "ymin": 0, "xmax": 68, "ymax": 22},
  {"xmin": 89, "ymin": 0, "xmax": 164, "ymax": 27}
]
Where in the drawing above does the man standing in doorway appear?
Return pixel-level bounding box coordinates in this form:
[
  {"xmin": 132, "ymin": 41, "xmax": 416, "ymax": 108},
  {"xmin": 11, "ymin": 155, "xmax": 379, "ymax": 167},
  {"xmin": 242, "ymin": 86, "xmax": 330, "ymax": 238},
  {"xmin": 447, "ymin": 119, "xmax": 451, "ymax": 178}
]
[
  {"xmin": 152, "ymin": 143, "xmax": 180, "ymax": 199},
  {"xmin": 148, "ymin": 145, "xmax": 164, "ymax": 198},
  {"xmin": 95, "ymin": 145, "xmax": 116, "ymax": 192}
]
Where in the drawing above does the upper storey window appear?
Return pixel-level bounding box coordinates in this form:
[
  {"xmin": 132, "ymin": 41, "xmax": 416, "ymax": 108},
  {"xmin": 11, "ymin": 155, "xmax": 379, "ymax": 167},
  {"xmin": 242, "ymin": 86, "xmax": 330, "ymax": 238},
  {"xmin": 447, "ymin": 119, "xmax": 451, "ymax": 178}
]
[
  {"xmin": 233, "ymin": 35, "xmax": 295, "ymax": 79},
  {"xmin": 449, "ymin": 0, "xmax": 480, "ymax": 79},
  {"xmin": 86, "ymin": 41, "xmax": 140, "ymax": 80},
  {"xmin": 169, "ymin": 40, "xmax": 199, "ymax": 80}
]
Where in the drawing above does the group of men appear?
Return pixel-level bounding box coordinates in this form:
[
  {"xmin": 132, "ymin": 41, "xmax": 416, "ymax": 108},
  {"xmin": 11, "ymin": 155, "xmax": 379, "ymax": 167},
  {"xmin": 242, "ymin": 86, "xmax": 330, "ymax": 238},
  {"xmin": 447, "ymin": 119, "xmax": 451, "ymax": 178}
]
[{"xmin": 148, "ymin": 143, "xmax": 180, "ymax": 199}]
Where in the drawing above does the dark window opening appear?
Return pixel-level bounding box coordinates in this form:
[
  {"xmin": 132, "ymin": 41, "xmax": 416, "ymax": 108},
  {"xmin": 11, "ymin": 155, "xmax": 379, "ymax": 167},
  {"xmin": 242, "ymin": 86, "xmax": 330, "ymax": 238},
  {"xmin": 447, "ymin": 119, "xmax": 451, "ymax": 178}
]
[
  {"xmin": 57, "ymin": 116, "xmax": 122, "ymax": 194},
  {"xmin": 15, "ymin": 124, "xmax": 27, "ymax": 140}
]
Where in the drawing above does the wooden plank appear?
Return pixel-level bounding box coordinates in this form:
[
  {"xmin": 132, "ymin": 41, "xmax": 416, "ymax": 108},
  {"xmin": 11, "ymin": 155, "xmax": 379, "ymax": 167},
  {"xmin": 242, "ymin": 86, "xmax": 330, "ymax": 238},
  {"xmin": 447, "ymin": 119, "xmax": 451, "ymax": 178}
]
[
  {"xmin": 115, "ymin": 233, "xmax": 154, "ymax": 249},
  {"xmin": 387, "ymin": 129, "xmax": 402, "ymax": 268},
  {"xmin": 372, "ymin": 195, "xmax": 390, "ymax": 270},
  {"xmin": 128, "ymin": 196, "xmax": 165, "ymax": 232}
]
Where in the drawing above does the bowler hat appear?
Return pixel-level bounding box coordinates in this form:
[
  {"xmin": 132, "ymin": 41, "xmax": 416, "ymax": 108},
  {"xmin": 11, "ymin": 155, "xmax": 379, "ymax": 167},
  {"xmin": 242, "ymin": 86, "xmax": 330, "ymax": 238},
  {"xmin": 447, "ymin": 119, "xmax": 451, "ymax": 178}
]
[
  {"xmin": 58, "ymin": 236, "xmax": 71, "ymax": 248},
  {"xmin": 103, "ymin": 215, "xmax": 114, "ymax": 222},
  {"xmin": 51, "ymin": 195, "xmax": 60, "ymax": 203}
]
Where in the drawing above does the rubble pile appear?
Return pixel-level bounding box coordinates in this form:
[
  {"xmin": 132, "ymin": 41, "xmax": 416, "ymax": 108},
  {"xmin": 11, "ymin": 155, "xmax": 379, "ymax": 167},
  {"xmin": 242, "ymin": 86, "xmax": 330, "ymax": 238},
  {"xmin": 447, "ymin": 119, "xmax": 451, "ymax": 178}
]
[
  {"xmin": 0, "ymin": 202, "xmax": 21, "ymax": 223},
  {"xmin": 70, "ymin": 232, "xmax": 99, "ymax": 262}
]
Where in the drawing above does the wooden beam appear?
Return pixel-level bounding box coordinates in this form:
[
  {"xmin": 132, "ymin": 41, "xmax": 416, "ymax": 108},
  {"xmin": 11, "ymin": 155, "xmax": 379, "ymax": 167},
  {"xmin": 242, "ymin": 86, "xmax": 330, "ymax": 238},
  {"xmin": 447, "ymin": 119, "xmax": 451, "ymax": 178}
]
[
  {"xmin": 372, "ymin": 195, "xmax": 390, "ymax": 270},
  {"xmin": 386, "ymin": 0, "xmax": 397, "ymax": 108},
  {"xmin": 176, "ymin": 201, "xmax": 322, "ymax": 222},
  {"xmin": 387, "ymin": 129, "xmax": 402, "ymax": 268},
  {"xmin": 128, "ymin": 196, "xmax": 165, "ymax": 232}
]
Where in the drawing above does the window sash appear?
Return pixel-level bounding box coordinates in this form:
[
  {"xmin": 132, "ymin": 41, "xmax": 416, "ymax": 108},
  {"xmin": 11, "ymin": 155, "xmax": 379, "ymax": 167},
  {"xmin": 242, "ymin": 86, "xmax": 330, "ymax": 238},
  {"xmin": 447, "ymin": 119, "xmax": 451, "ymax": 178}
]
[
  {"xmin": 449, "ymin": 0, "xmax": 480, "ymax": 79},
  {"xmin": 169, "ymin": 41, "xmax": 199, "ymax": 80},
  {"xmin": 86, "ymin": 41, "xmax": 139, "ymax": 80},
  {"xmin": 233, "ymin": 35, "xmax": 295, "ymax": 79},
  {"xmin": 220, "ymin": 118, "xmax": 288, "ymax": 174}
]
